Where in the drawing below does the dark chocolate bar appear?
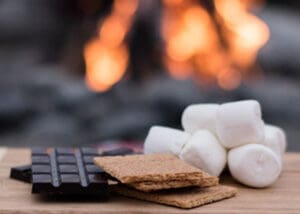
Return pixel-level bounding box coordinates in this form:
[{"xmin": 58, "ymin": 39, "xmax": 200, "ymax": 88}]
[
  {"xmin": 31, "ymin": 147, "xmax": 134, "ymax": 195},
  {"xmin": 102, "ymin": 147, "xmax": 134, "ymax": 156},
  {"xmin": 31, "ymin": 147, "xmax": 106, "ymax": 195},
  {"xmin": 10, "ymin": 165, "xmax": 32, "ymax": 183}
]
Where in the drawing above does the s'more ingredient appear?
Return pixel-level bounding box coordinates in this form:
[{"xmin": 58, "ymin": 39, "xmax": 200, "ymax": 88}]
[
  {"xmin": 216, "ymin": 100, "xmax": 265, "ymax": 149},
  {"xmin": 31, "ymin": 147, "xmax": 109, "ymax": 196},
  {"xmin": 128, "ymin": 172, "xmax": 218, "ymax": 192},
  {"xmin": 179, "ymin": 130, "xmax": 227, "ymax": 176},
  {"xmin": 144, "ymin": 127, "xmax": 226, "ymax": 177},
  {"xmin": 260, "ymin": 125, "xmax": 283, "ymax": 159},
  {"xmin": 144, "ymin": 126, "xmax": 190, "ymax": 156},
  {"xmin": 228, "ymin": 144, "xmax": 282, "ymax": 188},
  {"xmin": 94, "ymin": 154, "xmax": 204, "ymax": 184},
  {"xmin": 181, "ymin": 104, "xmax": 219, "ymax": 134},
  {"xmin": 143, "ymin": 99, "xmax": 286, "ymax": 188},
  {"xmin": 112, "ymin": 185, "xmax": 237, "ymax": 209},
  {"xmin": 263, "ymin": 124, "xmax": 287, "ymax": 156}
]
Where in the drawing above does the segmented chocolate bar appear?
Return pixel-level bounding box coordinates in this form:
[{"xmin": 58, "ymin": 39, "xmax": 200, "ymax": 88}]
[
  {"xmin": 31, "ymin": 147, "xmax": 134, "ymax": 195},
  {"xmin": 10, "ymin": 165, "xmax": 32, "ymax": 183}
]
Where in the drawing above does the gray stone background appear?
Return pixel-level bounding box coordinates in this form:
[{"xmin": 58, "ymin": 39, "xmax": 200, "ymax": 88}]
[{"xmin": 0, "ymin": 0, "xmax": 299, "ymax": 151}]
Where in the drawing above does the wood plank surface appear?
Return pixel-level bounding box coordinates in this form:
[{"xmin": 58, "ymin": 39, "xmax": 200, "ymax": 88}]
[{"xmin": 0, "ymin": 148, "xmax": 299, "ymax": 213}]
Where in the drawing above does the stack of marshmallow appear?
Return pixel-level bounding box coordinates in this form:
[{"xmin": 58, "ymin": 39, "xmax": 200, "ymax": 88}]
[{"xmin": 144, "ymin": 100, "xmax": 286, "ymax": 188}]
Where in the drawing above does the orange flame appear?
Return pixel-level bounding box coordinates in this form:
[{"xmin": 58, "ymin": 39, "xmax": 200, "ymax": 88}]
[
  {"xmin": 217, "ymin": 68, "xmax": 242, "ymax": 90},
  {"xmin": 215, "ymin": 0, "xmax": 270, "ymax": 68},
  {"xmin": 84, "ymin": 0, "xmax": 138, "ymax": 92},
  {"xmin": 85, "ymin": 0, "xmax": 269, "ymax": 92},
  {"xmin": 162, "ymin": 0, "xmax": 269, "ymax": 90}
]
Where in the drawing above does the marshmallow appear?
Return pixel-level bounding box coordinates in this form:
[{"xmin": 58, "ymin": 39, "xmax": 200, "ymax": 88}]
[
  {"xmin": 144, "ymin": 126, "xmax": 190, "ymax": 155},
  {"xmin": 260, "ymin": 125, "xmax": 286, "ymax": 160},
  {"xmin": 228, "ymin": 144, "xmax": 282, "ymax": 188},
  {"xmin": 265, "ymin": 124, "xmax": 287, "ymax": 155},
  {"xmin": 216, "ymin": 100, "xmax": 265, "ymax": 149},
  {"xmin": 179, "ymin": 130, "xmax": 227, "ymax": 176},
  {"xmin": 181, "ymin": 104, "xmax": 219, "ymax": 134}
]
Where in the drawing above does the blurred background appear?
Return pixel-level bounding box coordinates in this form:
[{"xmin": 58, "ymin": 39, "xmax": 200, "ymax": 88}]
[{"xmin": 0, "ymin": 0, "xmax": 299, "ymax": 150}]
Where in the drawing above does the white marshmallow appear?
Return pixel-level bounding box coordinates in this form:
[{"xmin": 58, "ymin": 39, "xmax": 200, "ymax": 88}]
[
  {"xmin": 228, "ymin": 144, "xmax": 282, "ymax": 188},
  {"xmin": 260, "ymin": 125, "xmax": 286, "ymax": 160},
  {"xmin": 144, "ymin": 126, "xmax": 190, "ymax": 156},
  {"xmin": 216, "ymin": 100, "xmax": 265, "ymax": 149},
  {"xmin": 265, "ymin": 124, "xmax": 287, "ymax": 155},
  {"xmin": 181, "ymin": 104, "xmax": 219, "ymax": 134},
  {"xmin": 179, "ymin": 130, "xmax": 227, "ymax": 176}
]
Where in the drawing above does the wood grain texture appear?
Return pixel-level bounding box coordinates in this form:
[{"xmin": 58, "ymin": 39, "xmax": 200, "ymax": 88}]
[{"xmin": 0, "ymin": 149, "xmax": 299, "ymax": 213}]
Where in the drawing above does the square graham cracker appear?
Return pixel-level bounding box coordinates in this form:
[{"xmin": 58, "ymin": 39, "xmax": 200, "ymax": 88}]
[
  {"xmin": 128, "ymin": 172, "xmax": 219, "ymax": 192},
  {"xmin": 94, "ymin": 154, "xmax": 204, "ymax": 183},
  {"xmin": 112, "ymin": 185, "xmax": 237, "ymax": 209},
  {"xmin": 199, "ymin": 172, "xmax": 219, "ymax": 187}
]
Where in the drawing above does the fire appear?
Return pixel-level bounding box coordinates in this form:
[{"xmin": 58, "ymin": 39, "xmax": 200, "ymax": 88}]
[
  {"xmin": 84, "ymin": 0, "xmax": 138, "ymax": 92},
  {"xmin": 162, "ymin": 0, "xmax": 269, "ymax": 90},
  {"xmin": 217, "ymin": 68, "xmax": 242, "ymax": 90},
  {"xmin": 165, "ymin": 6, "xmax": 215, "ymax": 62},
  {"xmin": 214, "ymin": 0, "xmax": 270, "ymax": 68},
  {"xmin": 162, "ymin": 1, "xmax": 219, "ymax": 80},
  {"xmin": 84, "ymin": 0, "xmax": 269, "ymax": 92}
]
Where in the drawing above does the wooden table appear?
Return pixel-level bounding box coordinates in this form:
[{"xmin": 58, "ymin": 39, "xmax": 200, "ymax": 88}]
[{"xmin": 0, "ymin": 148, "xmax": 299, "ymax": 213}]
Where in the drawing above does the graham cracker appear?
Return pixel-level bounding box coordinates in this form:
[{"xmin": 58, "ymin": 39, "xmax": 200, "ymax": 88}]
[
  {"xmin": 200, "ymin": 172, "xmax": 219, "ymax": 187},
  {"xmin": 94, "ymin": 154, "xmax": 204, "ymax": 183},
  {"xmin": 128, "ymin": 180, "xmax": 203, "ymax": 192},
  {"xmin": 128, "ymin": 173, "xmax": 219, "ymax": 192},
  {"xmin": 112, "ymin": 185, "xmax": 237, "ymax": 209}
]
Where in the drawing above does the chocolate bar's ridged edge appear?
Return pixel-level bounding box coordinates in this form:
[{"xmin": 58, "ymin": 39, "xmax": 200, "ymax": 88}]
[
  {"xmin": 50, "ymin": 149, "xmax": 60, "ymax": 187},
  {"xmin": 75, "ymin": 149, "xmax": 88, "ymax": 187}
]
